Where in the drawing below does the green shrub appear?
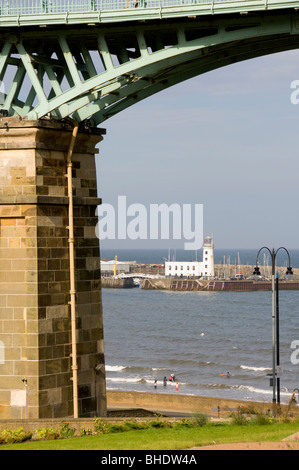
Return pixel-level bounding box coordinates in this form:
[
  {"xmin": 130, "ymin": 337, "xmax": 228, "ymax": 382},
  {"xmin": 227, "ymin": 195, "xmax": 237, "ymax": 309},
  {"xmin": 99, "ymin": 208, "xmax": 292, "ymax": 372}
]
[
  {"xmin": 123, "ymin": 420, "xmax": 143, "ymax": 431},
  {"xmin": 175, "ymin": 419, "xmax": 193, "ymax": 428},
  {"xmin": 251, "ymin": 414, "xmax": 275, "ymax": 426},
  {"xmin": 93, "ymin": 418, "xmax": 111, "ymax": 435},
  {"xmin": 107, "ymin": 423, "xmax": 128, "ymax": 433},
  {"xmin": 36, "ymin": 427, "xmax": 60, "ymax": 440},
  {"xmin": 59, "ymin": 422, "xmax": 76, "ymax": 438},
  {"xmin": 150, "ymin": 419, "xmax": 167, "ymax": 429},
  {"xmin": 231, "ymin": 413, "xmax": 249, "ymax": 426},
  {"xmin": 192, "ymin": 413, "xmax": 208, "ymax": 427},
  {"xmin": 0, "ymin": 427, "xmax": 32, "ymax": 444}
]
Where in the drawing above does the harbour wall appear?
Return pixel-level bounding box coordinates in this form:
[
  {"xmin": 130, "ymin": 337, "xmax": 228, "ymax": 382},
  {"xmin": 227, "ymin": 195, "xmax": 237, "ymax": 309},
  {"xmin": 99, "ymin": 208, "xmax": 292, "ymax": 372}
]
[
  {"xmin": 101, "ymin": 264, "xmax": 299, "ymax": 291},
  {"xmin": 142, "ymin": 278, "xmax": 299, "ymax": 292},
  {"xmin": 101, "ymin": 278, "xmax": 135, "ymax": 288},
  {"xmin": 130, "ymin": 264, "xmax": 299, "ymax": 279}
]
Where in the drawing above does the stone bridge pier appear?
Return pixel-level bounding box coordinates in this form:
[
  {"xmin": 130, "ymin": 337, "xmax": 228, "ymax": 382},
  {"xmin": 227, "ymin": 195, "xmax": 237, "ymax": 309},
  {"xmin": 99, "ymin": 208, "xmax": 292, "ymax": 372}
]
[{"xmin": 0, "ymin": 117, "xmax": 107, "ymax": 419}]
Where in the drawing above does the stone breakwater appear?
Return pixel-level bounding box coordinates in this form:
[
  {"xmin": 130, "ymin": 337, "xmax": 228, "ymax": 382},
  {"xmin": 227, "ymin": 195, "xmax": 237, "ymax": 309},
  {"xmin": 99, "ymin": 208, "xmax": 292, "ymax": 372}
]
[
  {"xmin": 142, "ymin": 266, "xmax": 299, "ymax": 292},
  {"xmin": 101, "ymin": 265, "xmax": 299, "ymax": 291},
  {"xmin": 102, "ymin": 277, "xmax": 135, "ymax": 288},
  {"xmin": 142, "ymin": 278, "xmax": 299, "ymax": 292}
]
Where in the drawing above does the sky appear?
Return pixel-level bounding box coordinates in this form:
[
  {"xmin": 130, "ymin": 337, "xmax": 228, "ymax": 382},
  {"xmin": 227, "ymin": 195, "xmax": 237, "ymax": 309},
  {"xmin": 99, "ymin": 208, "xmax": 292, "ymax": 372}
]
[{"xmin": 96, "ymin": 49, "xmax": 299, "ymax": 250}]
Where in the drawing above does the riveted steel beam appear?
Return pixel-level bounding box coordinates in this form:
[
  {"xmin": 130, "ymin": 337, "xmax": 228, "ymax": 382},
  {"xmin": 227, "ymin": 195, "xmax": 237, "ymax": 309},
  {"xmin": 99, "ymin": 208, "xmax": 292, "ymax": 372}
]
[{"xmin": 0, "ymin": 8, "xmax": 299, "ymax": 123}]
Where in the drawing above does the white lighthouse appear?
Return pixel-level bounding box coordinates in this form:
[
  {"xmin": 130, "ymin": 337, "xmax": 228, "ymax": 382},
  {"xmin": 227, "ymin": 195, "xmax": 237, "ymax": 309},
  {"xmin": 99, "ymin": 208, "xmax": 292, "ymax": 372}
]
[
  {"xmin": 164, "ymin": 235, "xmax": 215, "ymax": 279},
  {"xmin": 202, "ymin": 236, "xmax": 214, "ymax": 278}
]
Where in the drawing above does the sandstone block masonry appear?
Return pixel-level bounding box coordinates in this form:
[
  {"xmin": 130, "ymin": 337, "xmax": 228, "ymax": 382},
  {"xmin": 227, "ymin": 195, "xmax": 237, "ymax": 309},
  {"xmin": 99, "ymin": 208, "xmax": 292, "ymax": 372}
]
[{"xmin": 0, "ymin": 117, "xmax": 107, "ymax": 419}]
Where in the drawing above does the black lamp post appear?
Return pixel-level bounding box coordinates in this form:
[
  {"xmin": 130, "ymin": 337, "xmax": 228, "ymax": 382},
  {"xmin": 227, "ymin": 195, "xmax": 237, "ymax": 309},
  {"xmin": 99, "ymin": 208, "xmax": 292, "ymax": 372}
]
[{"xmin": 254, "ymin": 247, "xmax": 293, "ymax": 409}]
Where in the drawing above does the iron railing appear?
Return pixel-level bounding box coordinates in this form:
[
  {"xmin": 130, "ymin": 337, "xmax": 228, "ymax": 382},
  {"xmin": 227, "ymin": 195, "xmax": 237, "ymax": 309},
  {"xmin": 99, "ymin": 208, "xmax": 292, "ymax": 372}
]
[{"xmin": 0, "ymin": 0, "xmax": 232, "ymax": 15}]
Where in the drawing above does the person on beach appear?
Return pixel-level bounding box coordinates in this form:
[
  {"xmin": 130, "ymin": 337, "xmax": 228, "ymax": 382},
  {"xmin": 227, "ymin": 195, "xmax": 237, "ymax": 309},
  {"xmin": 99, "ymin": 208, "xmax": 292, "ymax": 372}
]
[
  {"xmin": 163, "ymin": 376, "xmax": 167, "ymax": 387},
  {"xmin": 154, "ymin": 380, "xmax": 157, "ymax": 389}
]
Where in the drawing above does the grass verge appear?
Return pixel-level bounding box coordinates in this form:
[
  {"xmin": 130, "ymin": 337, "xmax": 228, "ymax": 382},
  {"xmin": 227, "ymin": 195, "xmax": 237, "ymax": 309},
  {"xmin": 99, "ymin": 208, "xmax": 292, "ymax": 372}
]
[{"xmin": 1, "ymin": 417, "xmax": 299, "ymax": 450}]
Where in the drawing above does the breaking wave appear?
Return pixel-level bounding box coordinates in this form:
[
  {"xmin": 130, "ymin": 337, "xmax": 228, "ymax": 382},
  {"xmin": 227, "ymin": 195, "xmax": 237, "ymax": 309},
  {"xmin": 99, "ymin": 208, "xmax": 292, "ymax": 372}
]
[{"xmin": 240, "ymin": 365, "xmax": 271, "ymax": 373}]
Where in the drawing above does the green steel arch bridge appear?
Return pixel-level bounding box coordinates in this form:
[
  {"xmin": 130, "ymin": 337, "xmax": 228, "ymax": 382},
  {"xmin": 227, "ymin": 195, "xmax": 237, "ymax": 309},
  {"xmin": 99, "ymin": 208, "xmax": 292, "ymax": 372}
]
[{"xmin": 1, "ymin": 0, "xmax": 299, "ymax": 125}]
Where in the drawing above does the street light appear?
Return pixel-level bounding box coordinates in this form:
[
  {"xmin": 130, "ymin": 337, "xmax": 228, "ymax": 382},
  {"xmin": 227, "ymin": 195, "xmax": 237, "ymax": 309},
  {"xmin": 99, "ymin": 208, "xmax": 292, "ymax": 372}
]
[
  {"xmin": 254, "ymin": 247, "xmax": 293, "ymax": 410},
  {"xmin": 276, "ymin": 254, "xmax": 293, "ymax": 405}
]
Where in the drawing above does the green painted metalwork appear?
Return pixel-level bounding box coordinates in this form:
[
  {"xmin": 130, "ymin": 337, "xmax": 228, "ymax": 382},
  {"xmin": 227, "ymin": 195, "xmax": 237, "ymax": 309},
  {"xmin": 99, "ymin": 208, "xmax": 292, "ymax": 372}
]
[
  {"xmin": 1, "ymin": 0, "xmax": 299, "ymax": 26},
  {"xmin": 0, "ymin": 1, "xmax": 299, "ymax": 124},
  {"xmin": 0, "ymin": 0, "xmax": 234, "ymax": 17},
  {"xmin": 1, "ymin": 0, "xmax": 299, "ymax": 17}
]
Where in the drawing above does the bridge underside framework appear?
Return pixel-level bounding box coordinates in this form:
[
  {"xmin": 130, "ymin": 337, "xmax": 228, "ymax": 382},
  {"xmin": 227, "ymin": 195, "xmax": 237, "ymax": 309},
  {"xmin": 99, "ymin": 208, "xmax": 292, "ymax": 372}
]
[
  {"xmin": 1, "ymin": 5, "xmax": 299, "ymax": 124},
  {"xmin": 1, "ymin": 2, "xmax": 299, "ymax": 419}
]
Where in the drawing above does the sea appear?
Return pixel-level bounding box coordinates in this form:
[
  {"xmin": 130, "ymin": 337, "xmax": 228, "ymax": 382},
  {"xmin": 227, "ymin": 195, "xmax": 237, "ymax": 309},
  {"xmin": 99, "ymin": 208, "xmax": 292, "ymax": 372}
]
[
  {"xmin": 101, "ymin": 248, "xmax": 299, "ymax": 404},
  {"xmin": 101, "ymin": 248, "xmax": 299, "ymax": 268}
]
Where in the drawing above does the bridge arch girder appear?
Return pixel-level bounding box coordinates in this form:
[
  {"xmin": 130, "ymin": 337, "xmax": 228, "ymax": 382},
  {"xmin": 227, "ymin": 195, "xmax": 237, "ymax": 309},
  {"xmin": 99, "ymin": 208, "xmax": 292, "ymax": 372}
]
[{"xmin": 1, "ymin": 11, "xmax": 299, "ymax": 124}]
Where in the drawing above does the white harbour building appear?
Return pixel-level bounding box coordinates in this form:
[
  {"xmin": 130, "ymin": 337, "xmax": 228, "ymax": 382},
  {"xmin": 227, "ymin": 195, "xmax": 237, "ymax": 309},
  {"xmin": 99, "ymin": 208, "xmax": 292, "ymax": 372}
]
[
  {"xmin": 100, "ymin": 259, "xmax": 135, "ymax": 275},
  {"xmin": 165, "ymin": 236, "xmax": 215, "ymax": 279}
]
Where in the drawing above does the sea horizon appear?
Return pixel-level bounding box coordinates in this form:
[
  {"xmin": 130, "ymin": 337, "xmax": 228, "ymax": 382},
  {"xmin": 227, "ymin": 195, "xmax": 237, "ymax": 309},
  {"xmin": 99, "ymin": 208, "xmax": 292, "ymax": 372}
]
[{"xmin": 100, "ymin": 247, "xmax": 299, "ymax": 268}]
